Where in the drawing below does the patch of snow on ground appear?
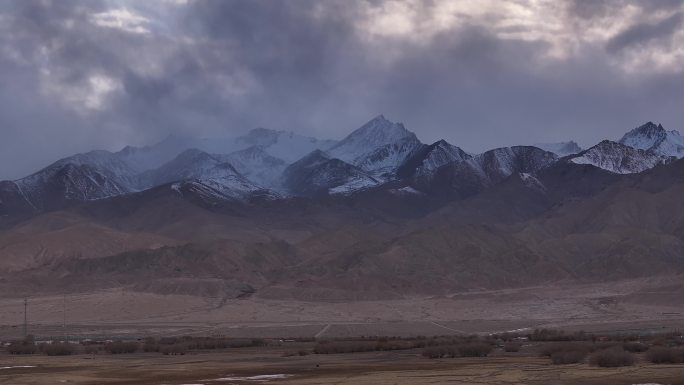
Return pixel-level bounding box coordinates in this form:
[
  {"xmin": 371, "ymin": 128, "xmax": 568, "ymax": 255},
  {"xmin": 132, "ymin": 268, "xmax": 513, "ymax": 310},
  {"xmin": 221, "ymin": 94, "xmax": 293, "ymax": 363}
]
[
  {"xmin": 328, "ymin": 176, "xmax": 379, "ymax": 195},
  {"xmin": 0, "ymin": 365, "xmax": 36, "ymax": 369},
  {"xmin": 390, "ymin": 186, "xmax": 423, "ymax": 196},
  {"xmin": 208, "ymin": 374, "xmax": 292, "ymax": 382}
]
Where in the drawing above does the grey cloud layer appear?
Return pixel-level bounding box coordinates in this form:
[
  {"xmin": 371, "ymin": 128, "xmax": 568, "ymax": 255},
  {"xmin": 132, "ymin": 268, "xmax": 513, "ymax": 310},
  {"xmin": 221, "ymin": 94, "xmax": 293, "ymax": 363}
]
[{"xmin": 1, "ymin": 0, "xmax": 684, "ymax": 179}]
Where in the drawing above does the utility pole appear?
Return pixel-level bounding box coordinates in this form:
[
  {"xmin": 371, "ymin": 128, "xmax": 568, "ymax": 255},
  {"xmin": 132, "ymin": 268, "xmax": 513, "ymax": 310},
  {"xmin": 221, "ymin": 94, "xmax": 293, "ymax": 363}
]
[
  {"xmin": 63, "ymin": 294, "xmax": 67, "ymax": 343},
  {"xmin": 23, "ymin": 298, "xmax": 27, "ymax": 338}
]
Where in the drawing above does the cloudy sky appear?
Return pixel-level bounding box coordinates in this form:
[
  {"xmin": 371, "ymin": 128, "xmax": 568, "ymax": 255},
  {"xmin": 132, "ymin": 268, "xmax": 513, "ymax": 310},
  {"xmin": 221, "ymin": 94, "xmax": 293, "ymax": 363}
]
[{"xmin": 1, "ymin": 0, "xmax": 684, "ymax": 179}]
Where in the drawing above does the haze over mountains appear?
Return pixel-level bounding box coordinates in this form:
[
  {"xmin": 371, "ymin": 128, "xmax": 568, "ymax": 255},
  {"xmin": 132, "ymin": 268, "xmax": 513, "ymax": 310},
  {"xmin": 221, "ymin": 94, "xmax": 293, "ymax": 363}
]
[{"xmin": 0, "ymin": 116, "xmax": 683, "ymax": 300}]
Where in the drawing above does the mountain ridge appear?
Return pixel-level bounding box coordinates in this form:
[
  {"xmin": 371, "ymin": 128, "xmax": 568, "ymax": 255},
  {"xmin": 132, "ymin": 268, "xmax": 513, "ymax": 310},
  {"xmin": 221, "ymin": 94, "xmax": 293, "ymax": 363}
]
[{"xmin": 1, "ymin": 117, "xmax": 682, "ymax": 218}]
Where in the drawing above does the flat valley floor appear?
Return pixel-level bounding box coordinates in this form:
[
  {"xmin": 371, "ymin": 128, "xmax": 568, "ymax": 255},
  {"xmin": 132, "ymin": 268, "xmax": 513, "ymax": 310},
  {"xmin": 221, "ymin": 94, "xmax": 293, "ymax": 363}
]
[
  {"xmin": 2, "ymin": 347, "xmax": 684, "ymax": 385},
  {"xmin": 2, "ymin": 277, "xmax": 684, "ymax": 384},
  {"xmin": 2, "ymin": 277, "xmax": 684, "ymax": 340}
]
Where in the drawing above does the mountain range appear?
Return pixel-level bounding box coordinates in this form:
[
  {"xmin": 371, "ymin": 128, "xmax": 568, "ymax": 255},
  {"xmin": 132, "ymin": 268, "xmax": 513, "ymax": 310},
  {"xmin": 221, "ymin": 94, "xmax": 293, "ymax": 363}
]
[{"xmin": 1, "ymin": 117, "xmax": 683, "ymax": 300}]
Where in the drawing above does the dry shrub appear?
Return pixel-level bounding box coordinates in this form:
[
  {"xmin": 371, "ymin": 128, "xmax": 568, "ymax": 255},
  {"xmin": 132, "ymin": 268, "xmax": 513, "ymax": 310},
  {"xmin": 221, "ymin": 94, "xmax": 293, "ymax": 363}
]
[
  {"xmin": 504, "ymin": 342, "xmax": 522, "ymax": 352},
  {"xmin": 646, "ymin": 347, "xmax": 684, "ymax": 364},
  {"xmin": 422, "ymin": 343, "xmax": 492, "ymax": 359},
  {"xmin": 142, "ymin": 337, "xmax": 160, "ymax": 352},
  {"xmin": 539, "ymin": 342, "xmax": 591, "ymax": 357},
  {"xmin": 161, "ymin": 343, "xmax": 187, "ymax": 355},
  {"xmin": 314, "ymin": 339, "xmax": 416, "ymax": 355},
  {"xmin": 7, "ymin": 341, "xmax": 37, "ymax": 355},
  {"xmin": 314, "ymin": 341, "xmax": 380, "ymax": 354},
  {"xmin": 530, "ymin": 329, "xmax": 588, "ymax": 342},
  {"xmin": 84, "ymin": 344, "xmax": 102, "ymax": 354},
  {"xmin": 283, "ymin": 349, "xmax": 310, "ymax": 357},
  {"xmin": 623, "ymin": 342, "xmax": 649, "ymax": 353},
  {"xmin": 589, "ymin": 348, "xmax": 635, "ymax": 367},
  {"xmin": 457, "ymin": 343, "xmax": 492, "ymax": 357},
  {"xmin": 227, "ymin": 338, "xmax": 266, "ymax": 348},
  {"xmin": 40, "ymin": 343, "xmax": 75, "ymax": 356},
  {"xmin": 551, "ymin": 350, "xmax": 587, "ymax": 364},
  {"xmin": 105, "ymin": 341, "xmax": 139, "ymax": 354},
  {"xmin": 422, "ymin": 346, "xmax": 450, "ymax": 359}
]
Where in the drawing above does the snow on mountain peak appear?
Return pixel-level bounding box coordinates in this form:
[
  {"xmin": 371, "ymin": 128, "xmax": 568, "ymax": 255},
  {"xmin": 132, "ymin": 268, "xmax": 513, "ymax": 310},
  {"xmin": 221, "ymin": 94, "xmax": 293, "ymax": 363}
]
[
  {"xmin": 620, "ymin": 122, "xmax": 666, "ymax": 150},
  {"xmin": 568, "ymin": 140, "xmax": 671, "ymax": 174},
  {"xmin": 221, "ymin": 146, "xmax": 287, "ymax": 188},
  {"xmin": 619, "ymin": 121, "xmax": 684, "ymax": 158},
  {"xmin": 333, "ymin": 115, "xmax": 417, "ymax": 154},
  {"xmin": 397, "ymin": 139, "xmax": 471, "ymax": 178},
  {"xmin": 12, "ymin": 150, "xmax": 140, "ymax": 210},
  {"xmin": 328, "ymin": 115, "xmax": 422, "ymax": 176},
  {"xmin": 282, "ymin": 149, "xmax": 379, "ymax": 196}
]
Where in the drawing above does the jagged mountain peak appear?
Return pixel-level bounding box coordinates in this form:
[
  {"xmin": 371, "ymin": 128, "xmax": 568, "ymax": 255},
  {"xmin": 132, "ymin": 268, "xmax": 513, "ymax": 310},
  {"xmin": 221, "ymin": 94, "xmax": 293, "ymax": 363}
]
[
  {"xmin": 142, "ymin": 149, "xmax": 243, "ymax": 188},
  {"xmin": 9, "ymin": 150, "xmax": 140, "ymax": 211},
  {"xmin": 619, "ymin": 121, "xmax": 684, "ymax": 158},
  {"xmin": 620, "ymin": 121, "xmax": 666, "ymax": 146},
  {"xmin": 282, "ymin": 149, "xmax": 378, "ymax": 196},
  {"xmin": 568, "ymin": 140, "xmax": 670, "ymax": 174},
  {"xmin": 339, "ymin": 115, "xmax": 417, "ymax": 146},
  {"xmin": 328, "ymin": 115, "xmax": 422, "ymax": 177},
  {"xmin": 397, "ymin": 139, "xmax": 471, "ymax": 179}
]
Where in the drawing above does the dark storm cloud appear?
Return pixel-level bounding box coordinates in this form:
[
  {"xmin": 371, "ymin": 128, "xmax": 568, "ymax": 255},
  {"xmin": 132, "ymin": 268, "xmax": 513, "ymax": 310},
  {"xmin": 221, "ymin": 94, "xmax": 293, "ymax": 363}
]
[
  {"xmin": 1, "ymin": 0, "xmax": 684, "ymax": 179},
  {"xmin": 606, "ymin": 12, "xmax": 683, "ymax": 53}
]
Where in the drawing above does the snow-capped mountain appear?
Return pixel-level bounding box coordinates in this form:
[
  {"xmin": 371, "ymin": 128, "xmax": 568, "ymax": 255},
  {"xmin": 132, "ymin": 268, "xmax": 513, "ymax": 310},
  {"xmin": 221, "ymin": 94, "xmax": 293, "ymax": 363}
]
[
  {"xmin": 328, "ymin": 115, "xmax": 423, "ymax": 178},
  {"xmin": 4, "ymin": 115, "xmax": 684, "ymax": 216},
  {"xmin": 534, "ymin": 141, "xmax": 583, "ymax": 156},
  {"xmin": 568, "ymin": 140, "xmax": 671, "ymax": 174},
  {"xmin": 619, "ymin": 122, "xmax": 684, "ymax": 158},
  {"xmin": 471, "ymin": 146, "xmax": 559, "ymax": 184},
  {"xmin": 116, "ymin": 135, "xmax": 217, "ymax": 173},
  {"xmin": 141, "ymin": 149, "xmax": 241, "ymax": 187},
  {"xmin": 144, "ymin": 149, "xmax": 276, "ymax": 203},
  {"xmin": 171, "ymin": 175, "xmax": 278, "ymax": 204},
  {"xmin": 9, "ymin": 150, "xmax": 140, "ymax": 211},
  {"xmin": 282, "ymin": 150, "xmax": 379, "ymax": 196},
  {"xmin": 220, "ymin": 146, "xmax": 286, "ymax": 189},
  {"xmin": 235, "ymin": 128, "xmax": 337, "ymax": 163},
  {"xmin": 397, "ymin": 139, "xmax": 472, "ymax": 178},
  {"xmin": 409, "ymin": 146, "xmax": 557, "ymax": 198}
]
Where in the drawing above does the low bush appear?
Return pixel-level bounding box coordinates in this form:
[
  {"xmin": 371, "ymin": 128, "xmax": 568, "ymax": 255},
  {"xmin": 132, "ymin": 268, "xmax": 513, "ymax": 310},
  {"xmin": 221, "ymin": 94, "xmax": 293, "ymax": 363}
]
[
  {"xmin": 422, "ymin": 343, "xmax": 492, "ymax": 359},
  {"xmin": 504, "ymin": 342, "xmax": 522, "ymax": 352},
  {"xmin": 161, "ymin": 343, "xmax": 187, "ymax": 355},
  {"xmin": 646, "ymin": 347, "xmax": 684, "ymax": 364},
  {"xmin": 283, "ymin": 349, "xmax": 310, "ymax": 357},
  {"xmin": 40, "ymin": 343, "xmax": 76, "ymax": 356},
  {"xmin": 422, "ymin": 346, "xmax": 449, "ymax": 359},
  {"xmin": 314, "ymin": 339, "xmax": 417, "ymax": 355},
  {"xmin": 623, "ymin": 342, "xmax": 649, "ymax": 353},
  {"xmin": 530, "ymin": 329, "xmax": 589, "ymax": 342},
  {"xmin": 84, "ymin": 344, "xmax": 102, "ymax": 354},
  {"xmin": 228, "ymin": 338, "xmax": 266, "ymax": 348},
  {"xmin": 457, "ymin": 343, "xmax": 492, "ymax": 357},
  {"xmin": 539, "ymin": 342, "xmax": 591, "ymax": 357},
  {"xmin": 7, "ymin": 341, "xmax": 37, "ymax": 355},
  {"xmin": 589, "ymin": 348, "xmax": 635, "ymax": 367},
  {"xmin": 551, "ymin": 350, "xmax": 587, "ymax": 364},
  {"xmin": 314, "ymin": 341, "xmax": 381, "ymax": 354},
  {"xmin": 104, "ymin": 341, "xmax": 139, "ymax": 354}
]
